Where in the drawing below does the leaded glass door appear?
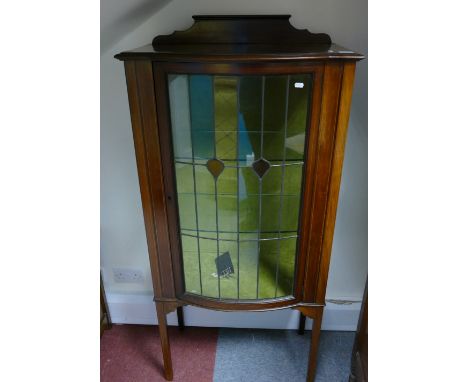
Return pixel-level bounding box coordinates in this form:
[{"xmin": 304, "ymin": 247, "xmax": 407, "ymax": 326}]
[{"xmin": 167, "ymin": 72, "xmax": 312, "ymax": 301}]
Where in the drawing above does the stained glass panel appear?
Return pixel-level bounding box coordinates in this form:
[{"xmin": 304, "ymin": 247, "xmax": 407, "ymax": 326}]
[{"xmin": 168, "ymin": 73, "xmax": 311, "ymax": 300}]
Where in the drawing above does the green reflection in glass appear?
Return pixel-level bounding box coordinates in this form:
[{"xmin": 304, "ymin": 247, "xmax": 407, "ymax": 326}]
[
  {"xmin": 261, "ymin": 163, "xmax": 282, "ymax": 195},
  {"xmin": 239, "ymin": 234, "xmax": 259, "ymax": 299},
  {"xmin": 263, "ymin": 76, "xmax": 288, "ymax": 161},
  {"xmin": 257, "ymin": 232, "xmax": 280, "ymax": 299},
  {"xmin": 181, "ymin": 235, "xmax": 201, "ymax": 295},
  {"xmin": 198, "ymin": 234, "xmax": 218, "ymax": 298},
  {"xmin": 218, "ymin": 234, "xmax": 239, "ymax": 299},
  {"xmin": 238, "ymin": 76, "xmax": 262, "ymax": 159},
  {"xmin": 214, "ymin": 77, "xmax": 238, "ymax": 160},
  {"xmin": 276, "ymin": 236, "xmax": 298, "ymax": 296}
]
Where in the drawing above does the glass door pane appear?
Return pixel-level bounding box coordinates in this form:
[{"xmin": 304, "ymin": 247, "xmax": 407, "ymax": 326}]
[{"xmin": 168, "ymin": 73, "xmax": 311, "ymax": 300}]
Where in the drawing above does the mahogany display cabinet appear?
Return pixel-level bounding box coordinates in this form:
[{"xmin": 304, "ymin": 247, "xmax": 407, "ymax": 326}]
[{"xmin": 115, "ymin": 15, "xmax": 363, "ymax": 381}]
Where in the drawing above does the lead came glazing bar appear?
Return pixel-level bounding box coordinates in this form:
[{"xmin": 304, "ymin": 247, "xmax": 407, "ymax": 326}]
[
  {"xmin": 260, "ymin": 76, "xmax": 265, "ymax": 157},
  {"xmin": 187, "ymin": 77, "xmax": 204, "ymax": 295},
  {"xmin": 181, "ymin": 232, "xmax": 298, "ymax": 242},
  {"xmin": 175, "ymin": 160, "xmax": 303, "ymax": 168},
  {"xmin": 256, "ymin": 76, "xmax": 266, "ymax": 299},
  {"xmin": 212, "ymin": 78, "xmax": 221, "ymax": 299},
  {"xmin": 181, "ymin": 227, "xmax": 297, "ymax": 234},
  {"xmin": 275, "ymin": 75, "xmax": 290, "ymax": 298},
  {"xmin": 236, "ymin": 78, "xmax": 241, "ymax": 300},
  {"xmin": 177, "ymin": 192, "xmax": 299, "ymax": 197}
]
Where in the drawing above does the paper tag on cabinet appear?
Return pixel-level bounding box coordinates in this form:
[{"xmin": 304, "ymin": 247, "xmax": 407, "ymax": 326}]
[{"xmin": 214, "ymin": 252, "xmax": 235, "ymax": 278}]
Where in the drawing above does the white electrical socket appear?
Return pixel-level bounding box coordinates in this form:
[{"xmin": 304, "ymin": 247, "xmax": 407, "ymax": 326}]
[{"xmin": 113, "ymin": 268, "xmax": 144, "ymax": 283}]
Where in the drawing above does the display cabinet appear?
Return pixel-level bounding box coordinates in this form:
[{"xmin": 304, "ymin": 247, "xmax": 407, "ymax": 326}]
[{"xmin": 115, "ymin": 15, "xmax": 363, "ymax": 381}]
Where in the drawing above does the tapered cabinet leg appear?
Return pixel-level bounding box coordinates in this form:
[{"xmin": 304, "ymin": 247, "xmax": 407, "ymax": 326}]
[
  {"xmin": 306, "ymin": 308, "xmax": 323, "ymax": 382},
  {"xmin": 156, "ymin": 303, "xmax": 173, "ymax": 381},
  {"xmin": 176, "ymin": 306, "xmax": 185, "ymax": 331},
  {"xmin": 298, "ymin": 313, "xmax": 306, "ymax": 335}
]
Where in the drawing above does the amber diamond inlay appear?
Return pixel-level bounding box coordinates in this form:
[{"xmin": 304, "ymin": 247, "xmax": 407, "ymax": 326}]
[
  {"xmin": 206, "ymin": 158, "xmax": 225, "ymax": 179},
  {"xmin": 252, "ymin": 158, "xmax": 271, "ymax": 178}
]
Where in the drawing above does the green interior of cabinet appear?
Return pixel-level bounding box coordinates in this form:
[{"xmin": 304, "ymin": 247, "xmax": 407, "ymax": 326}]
[{"xmin": 168, "ymin": 73, "xmax": 311, "ymax": 300}]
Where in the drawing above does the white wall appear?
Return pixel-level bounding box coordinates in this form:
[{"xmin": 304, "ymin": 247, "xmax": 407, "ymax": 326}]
[{"xmin": 101, "ymin": 0, "xmax": 367, "ymax": 329}]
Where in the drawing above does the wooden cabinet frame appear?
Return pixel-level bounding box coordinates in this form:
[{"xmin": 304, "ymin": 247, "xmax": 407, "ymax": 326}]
[{"xmin": 116, "ymin": 15, "xmax": 363, "ymax": 381}]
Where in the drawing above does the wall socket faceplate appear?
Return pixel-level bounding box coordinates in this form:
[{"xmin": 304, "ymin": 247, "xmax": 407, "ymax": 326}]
[{"xmin": 113, "ymin": 268, "xmax": 144, "ymax": 283}]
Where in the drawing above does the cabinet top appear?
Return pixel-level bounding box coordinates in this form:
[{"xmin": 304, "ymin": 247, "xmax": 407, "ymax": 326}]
[{"xmin": 115, "ymin": 15, "xmax": 364, "ymax": 62}]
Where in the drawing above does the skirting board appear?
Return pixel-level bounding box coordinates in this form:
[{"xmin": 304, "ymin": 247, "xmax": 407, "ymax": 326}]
[{"xmin": 107, "ymin": 293, "xmax": 361, "ymax": 331}]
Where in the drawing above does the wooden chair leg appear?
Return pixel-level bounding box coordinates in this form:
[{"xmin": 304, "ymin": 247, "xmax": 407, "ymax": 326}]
[
  {"xmin": 156, "ymin": 303, "xmax": 173, "ymax": 381},
  {"xmin": 298, "ymin": 312, "xmax": 306, "ymax": 335},
  {"xmin": 306, "ymin": 308, "xmax": 323, "ymax": 382},
  {"xmin": 176, "ymin": 306, "xmax": 185, "ymax": 331}
]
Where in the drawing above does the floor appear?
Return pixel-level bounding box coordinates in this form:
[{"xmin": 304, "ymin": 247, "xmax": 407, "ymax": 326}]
[{"xmin": 101, "ymin": 325, "xmax": 354, "ymax": 382}]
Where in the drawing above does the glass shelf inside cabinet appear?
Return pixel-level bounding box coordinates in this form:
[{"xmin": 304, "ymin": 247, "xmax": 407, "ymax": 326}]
[{"xmin": 168, "ymin": 73, "xmax": 311, "ymax": 301}]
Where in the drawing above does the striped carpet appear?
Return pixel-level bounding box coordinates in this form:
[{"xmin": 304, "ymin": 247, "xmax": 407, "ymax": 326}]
[{"xmin": 101, "ymin": 325, "xmax": 354, "ymax": 382}]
